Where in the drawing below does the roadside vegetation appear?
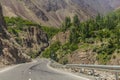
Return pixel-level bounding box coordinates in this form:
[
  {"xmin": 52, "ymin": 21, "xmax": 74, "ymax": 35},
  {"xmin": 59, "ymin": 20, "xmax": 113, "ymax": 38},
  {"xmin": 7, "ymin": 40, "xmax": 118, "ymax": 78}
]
[{"xmin": 42, "ymin": 11, "xmax": 120, "ymax": 64}]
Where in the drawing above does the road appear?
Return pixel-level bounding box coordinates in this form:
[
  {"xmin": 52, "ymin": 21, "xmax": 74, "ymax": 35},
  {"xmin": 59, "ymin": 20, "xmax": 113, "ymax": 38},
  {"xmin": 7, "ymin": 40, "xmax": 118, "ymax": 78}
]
[{"xmin": 0, "ymin": 59, "xmax": 89, "ymax": 80}]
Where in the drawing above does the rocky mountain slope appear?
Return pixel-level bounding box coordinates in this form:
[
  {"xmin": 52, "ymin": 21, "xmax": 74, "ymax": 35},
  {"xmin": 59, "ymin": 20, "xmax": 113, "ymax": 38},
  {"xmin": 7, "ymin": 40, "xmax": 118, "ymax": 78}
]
[
  {"xmin": 42, "ymin": 8, "xmax": 120, "ymax": 65},
  {"xmin": 0, "ymin": 4, "xmax": 29, "ymax": 67},
  {"xmin": 1, "ymin": 0, "xmax": 119, "ymax": 27},
  {"xmin": 7, "ymin": 21, "xmax": 49, "ymax": 58},
  {"xmin": 0, "ymin": 0, "xmax": 120, "ymax": 66},
  {"xmin": 108, "ymin": 0, "xmax": 120, "ymax": 8},
  {"xmin": 0, "ymin": 4, "xmax": 49, "ymax": 67}
]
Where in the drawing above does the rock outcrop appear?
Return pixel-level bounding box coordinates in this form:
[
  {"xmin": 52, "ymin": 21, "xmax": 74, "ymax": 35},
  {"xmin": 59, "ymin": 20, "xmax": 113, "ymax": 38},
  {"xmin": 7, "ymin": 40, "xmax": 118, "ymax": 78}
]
[
  {"xmin": 0, "ymin": 4, "xmax": 7, "ymax": 38},
  {"xmin": 15, "ymin": 26, "xmax": 49, "ymax": 57},
  {"xmin": 68, "ymin": 50, "xmax": 97, "ymax": 64}
]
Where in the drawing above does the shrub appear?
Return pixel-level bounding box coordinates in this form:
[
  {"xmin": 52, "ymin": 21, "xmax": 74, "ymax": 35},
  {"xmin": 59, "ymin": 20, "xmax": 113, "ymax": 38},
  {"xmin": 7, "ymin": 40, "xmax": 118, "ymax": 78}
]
[{"xmin": 41, "ymin": 26, "xmax": 60, "ymax": 39}]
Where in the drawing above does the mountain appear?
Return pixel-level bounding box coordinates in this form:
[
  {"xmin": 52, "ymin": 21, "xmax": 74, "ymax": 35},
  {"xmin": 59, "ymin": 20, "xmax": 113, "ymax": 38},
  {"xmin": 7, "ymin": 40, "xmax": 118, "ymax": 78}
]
[
  {"xmin": 0, "ymin": 0, "xmax": 118, "ymax": 27},
  {"xmin": 0, "ymin": 4, "xmax": 49, "ymax": 67},
  {"xmin": 0, "ymin": 0, "xmax": 120, "ymax": 66},
  {"xmin": 42, "ymin": 8, "xmax": 120, "ymax": 65},
  {"xmin": 108, "ymin": 0, "xmax": 120, "ymax": 8}
]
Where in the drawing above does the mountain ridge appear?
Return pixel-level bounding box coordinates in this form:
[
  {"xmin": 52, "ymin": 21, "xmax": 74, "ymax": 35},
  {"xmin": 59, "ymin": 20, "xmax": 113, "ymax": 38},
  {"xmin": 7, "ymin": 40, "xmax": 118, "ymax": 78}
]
[{"xmin": 1, "ymin": 0, "xmax": 120, "ymax": 27}]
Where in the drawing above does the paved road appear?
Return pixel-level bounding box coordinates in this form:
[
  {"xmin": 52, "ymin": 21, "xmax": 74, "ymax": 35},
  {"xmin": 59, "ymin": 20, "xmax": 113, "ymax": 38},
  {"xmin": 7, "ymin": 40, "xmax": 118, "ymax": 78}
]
[{"xmin": 0, "ymin": 59, "xmax": 89, "ymax": 80}]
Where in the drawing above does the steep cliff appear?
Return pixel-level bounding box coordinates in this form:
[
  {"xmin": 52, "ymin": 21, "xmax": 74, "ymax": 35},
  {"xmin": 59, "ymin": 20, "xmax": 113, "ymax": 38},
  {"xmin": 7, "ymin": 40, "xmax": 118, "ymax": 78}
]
[
  {"xmin": 14, "ymin": 26, "xmax": 49, "ymax": 58},
  {"xmin": 4, "ymin": 16, "xmax": 49, "ymax": 58},
  {"xmin": 0, "ymin": 2, "xmax": 50, "ymax": 67},
  {"xmin": 0, "ymin": 4, "xmax": 7, "ymax": 38}
]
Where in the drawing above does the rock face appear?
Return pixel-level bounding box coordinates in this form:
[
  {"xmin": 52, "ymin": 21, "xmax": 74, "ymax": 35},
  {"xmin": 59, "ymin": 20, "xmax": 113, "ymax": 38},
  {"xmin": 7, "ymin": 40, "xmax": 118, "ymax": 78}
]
[
  {"xmin": 0, "ymin": 0, "xmax": 118, "ymax": 27},
  {"xmin": 0, "ymin": 3, "xmax": 49, "ymax": 67},
  {"xmin": 0, "ymin": 4, "xmax": 5, "ymax": 27},
  {"xmin": 13, "ymin": 26, "xmax": 49, "ymax": 57},
  {"xmin": 0, "ymin": 4, "xmax": 7, "ymax": 38},
  {"xmin": 68, "ymin": 50, "xmax": 97, "ymax": 64},
  {"xmin": 51, "ymin": 31, "xmax": 70, "ymax": 45},
  {"xmin": 0, "ymin": 4, "xmax": 29, "ymax": 67}
]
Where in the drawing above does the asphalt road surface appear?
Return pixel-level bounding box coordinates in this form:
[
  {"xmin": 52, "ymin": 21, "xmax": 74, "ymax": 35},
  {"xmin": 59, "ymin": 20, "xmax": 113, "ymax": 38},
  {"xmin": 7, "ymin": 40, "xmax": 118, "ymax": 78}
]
[{"xmin": 0, "ymin": 59, "xmax": 89, "ymax": 80}]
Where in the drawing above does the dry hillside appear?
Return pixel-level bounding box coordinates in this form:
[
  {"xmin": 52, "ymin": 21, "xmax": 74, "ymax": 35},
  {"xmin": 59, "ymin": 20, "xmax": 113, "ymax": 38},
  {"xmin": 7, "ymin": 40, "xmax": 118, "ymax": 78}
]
[{"xmin": 1, "ymin": 0, "xmax": 118, "ymax": 27}]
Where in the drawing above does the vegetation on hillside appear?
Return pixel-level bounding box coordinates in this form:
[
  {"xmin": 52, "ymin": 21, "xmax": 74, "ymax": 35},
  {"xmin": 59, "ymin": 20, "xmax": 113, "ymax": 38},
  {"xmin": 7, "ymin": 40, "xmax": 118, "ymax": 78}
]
[
  {"xmin": 42, "ymin": 11, "xmax": 120, "ymax": 64},
  {"xmin": 4, "ymin": 10, "xmax": 120, "ymax": 64},
  {"xmin": 5, "ymin": 17, "xmax": 60, "ymax": 39},
  {"xmin": 4, "ymin": 17, "xmax": 60, "ymax": 58},
  {"xmin": 41, "ymin": 26, "xmax": 60, "ymax": 39}
]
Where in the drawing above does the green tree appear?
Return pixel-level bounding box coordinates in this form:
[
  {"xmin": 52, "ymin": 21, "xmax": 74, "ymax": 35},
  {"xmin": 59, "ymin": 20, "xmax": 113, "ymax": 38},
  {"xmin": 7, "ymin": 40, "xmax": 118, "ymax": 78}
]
[
  {"xmin": 73, "ymin": 15, "xmax": 80, "ymax": 29},
  {"xmin": 62, "ymin": 17, "xmax": 71, "ymax": 32}
]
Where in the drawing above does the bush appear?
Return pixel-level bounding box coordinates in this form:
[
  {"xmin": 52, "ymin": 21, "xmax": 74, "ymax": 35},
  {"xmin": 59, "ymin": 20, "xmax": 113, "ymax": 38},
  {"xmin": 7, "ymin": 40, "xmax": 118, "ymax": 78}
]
[
  {"xmin": 97, "ymin": 53, "xmax": 111, "ymax": 65},
  {"xmin": 41, "ymin": 26, "xmax": 60, "ymax": 39},
  {"xmin": 42, "ymin": 41, "xmax": 61, "ymax": 61}
]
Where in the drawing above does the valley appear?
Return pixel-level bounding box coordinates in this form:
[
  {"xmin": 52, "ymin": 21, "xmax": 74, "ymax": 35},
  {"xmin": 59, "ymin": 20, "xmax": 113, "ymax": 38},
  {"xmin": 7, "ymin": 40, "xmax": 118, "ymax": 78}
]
[{"xmin": 0, "ymin": 0, "xmax": 120, "ymax": 76}]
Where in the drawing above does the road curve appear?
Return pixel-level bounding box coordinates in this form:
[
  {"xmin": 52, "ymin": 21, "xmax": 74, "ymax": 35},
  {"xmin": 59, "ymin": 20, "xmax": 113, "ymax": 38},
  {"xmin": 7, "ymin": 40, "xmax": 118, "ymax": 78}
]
[{"xmin": 0, "ymin": 59, "xmax": 89, "ymax": 80}]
